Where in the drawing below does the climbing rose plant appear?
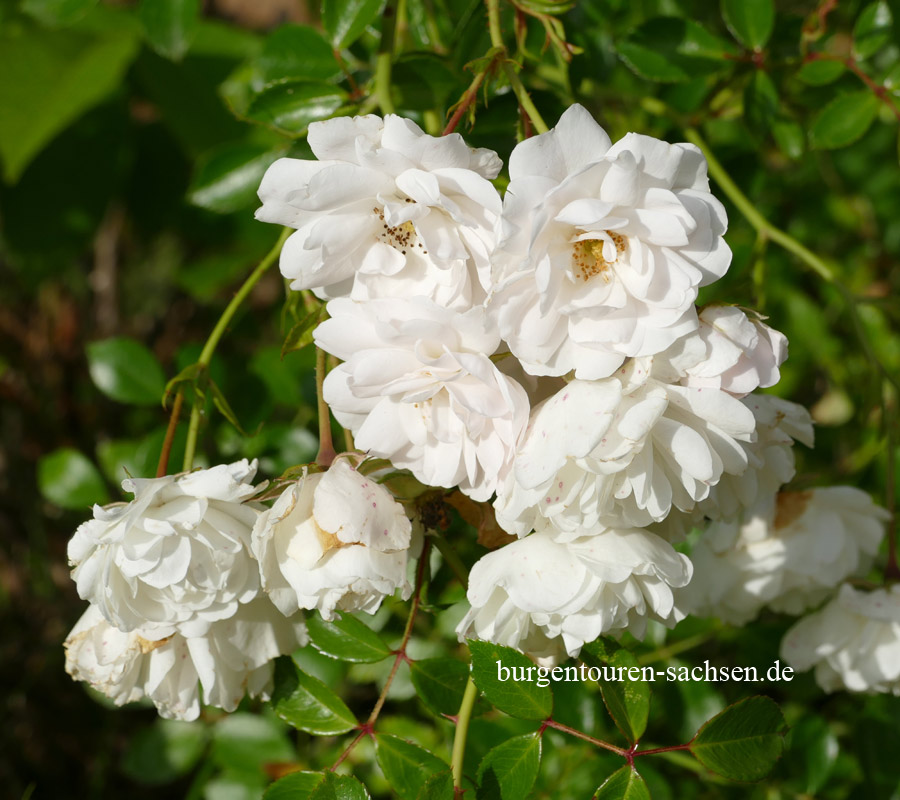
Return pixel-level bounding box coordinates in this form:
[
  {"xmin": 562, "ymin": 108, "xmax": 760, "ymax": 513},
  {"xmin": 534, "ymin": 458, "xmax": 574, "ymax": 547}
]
[{"xmin": 20, "ymin": 0, "xmax": 896, "ymax": 796}]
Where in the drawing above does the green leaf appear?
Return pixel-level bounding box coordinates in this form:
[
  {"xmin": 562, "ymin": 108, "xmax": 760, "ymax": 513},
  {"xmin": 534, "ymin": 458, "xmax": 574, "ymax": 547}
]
[
  {"xmin": 282, "ymin": 305, "xmax": 328, "ymax": 357},
  {"xmin": 618, "ymin": 17, "xmax": 738, "ymax": 83},
  {"xmin": 772, "ymin": 118, "xmax": 805, "ymax": 159},
  {"xmin": 787, "ymin": 717, "xmax": 838, "ymax": 795},
  {"xmin": 375, "ymin": 735, "xmax": 447, "ymax": 800},
  {"xmin": 476, "ymin": 733, "xmax": 541, "ymax": 800},
  {"xmin": 121, "ymin": 720, "xmax": 206, "ymax": 785},
  {"xmin": 689, "ymin": 696, "xmax": 787, "ymax": 782},
  {"xmin": 264, "ymin": 772, "xmax": 330, "ymax": 799},
  {"xmin": 854, "ymin": 2, "xmax": 893, "ymax": 59},
  {"xmin": 208, "ymin": 377, "xmax": 250, "ymax": 436},
  {"xmin": 0, "ymin": 26, "xmax": 138, "ymax": 183},
  {"xmin": 468, "ymin": 640, "xmax": 552, "ymax": 721},
  {"xmin": 264, "ymin": 771, "xmax": 326, "ymax": 799},
  {"xmin": 271, "ymin": 656, "xmax": 357, "ymax": 735},
  {"xmin": 594, "ymin": 766, "xmax": 651, "ymax": 800},
  {"xmin": 391, "ymin": 54, "xmax": 457, "ymax": 111},
  {"xmin": 87, "ymin": 337, "xmax": 166, "ymax": 406},
  {"xmin": 415, "ymin": 771, "xmax": 454, "ymax": 800},
  {"xmin": 211, "ymin": 713, "xmax": 295, "ymax": 777},
  {"xmin": 796, "ymin": 59, "xmax": 846, "ymax": 86},
  {"xmin": 582, "ymin": 639, "xmax": 650, "ymax": 745},
  {"xmin": 743, "ymin": 70, "xmax": 778, "ymax": 135},
  {"xmin": 21, "ymin": 0, "xmax": 97, "ymax": 26},
  {"xmin": 809, "ymin": 90, "xmax": 880, "ymax": 150},
  {"xmin": 247, "ymin": 81, "xmax": 348, "ymax": 136},
  {"xmin": 310, "ymin": 772, "xmax": 371, "ymax": 800},
  {"xmin": 38, "ymin": 448, "xmax": 109, "ymax": 509},
  {"xmin": 410, "ymin": 658, "xmax": 470, "ymax": 717},
  {"xmin": 139, "ymin": 0, "xmax": 200, "ymax": 60},
  {"xmin": 188, "ymin": 143, "xmax": 286, "ymax": 214},
  {"xmin": 722, "ymin": 0, "xmax": 774, "ymax": 50},
  {"xmin": 322, "ymin": 0, "xmax": 385, "ymax": 49},
  {"xmin": 307, "ymin": 611, "xmax": 392, "ymax": 663},
  {"xmin": 884, "ymin": 63, "xmax": 900, "ymax": 92},
  {"xmin": 259, "ymin": 25, "xmax": 342, "ymax": 83}
]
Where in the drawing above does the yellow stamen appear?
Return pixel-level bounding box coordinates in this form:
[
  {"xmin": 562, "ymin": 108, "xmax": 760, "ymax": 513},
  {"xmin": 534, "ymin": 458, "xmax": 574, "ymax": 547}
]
[{"xmin": 571, "ymin": 231, "xmax": 626, "ymax": 282}]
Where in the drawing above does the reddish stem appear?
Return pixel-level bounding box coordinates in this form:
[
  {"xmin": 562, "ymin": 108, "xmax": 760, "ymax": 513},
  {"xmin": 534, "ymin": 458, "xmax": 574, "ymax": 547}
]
[
  {"xmin": 156, "ymin": 388, "xmax": 184, "ymax": 477},
  {"xmin": 806, "ymin": 52, "xmax": 900, "ymax": 122},
  {"xmin": 633, "ymin": 743, "xmax": 692, "ymax": 758},
  {"xmin": 443, "ymin": 70, "xmax": 487, "ymax": 136},
  {"xmin": 334, "ymin": 49, "xmax": 362, "ymax": 100},
  {"xmin": 330, "ymin": 728, "xmax": 369, "ymax": 772},
  {"xmin": 329, "ymin": 541, "xmax": 431, "ymax": 770},
  {"xmin": 540, "ymin": 719, "xmax": 627, "ymax": 756}
]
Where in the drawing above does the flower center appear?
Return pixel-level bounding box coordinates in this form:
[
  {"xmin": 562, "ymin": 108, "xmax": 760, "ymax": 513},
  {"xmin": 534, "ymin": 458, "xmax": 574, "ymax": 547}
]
[
  {"xmin": 374, "ymin": 204, "xmax": 427, "ymax": 256},
  {"xmin": 571, "ymin": 231, "xmax": 626, "ymax": 282}
]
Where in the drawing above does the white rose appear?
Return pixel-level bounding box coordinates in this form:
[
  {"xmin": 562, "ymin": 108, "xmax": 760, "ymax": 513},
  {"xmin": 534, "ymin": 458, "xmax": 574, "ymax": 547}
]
[
  {"xmin": 494, "ymin": 356, "xmax": 756, "ymax": 538},
  {"xmin": 255, "ymin": 114, "xmax": 501, "ymax": 310},
  {"xmin": 315, "ymin": 297, "xmax": 529, "ymax": 502},
  {"xmin": 64, "ymin": 599, "xmax": 305, "ymax": 720},
  {"xmin": 661, "ymin": 305, "xmax": 787, "ymax": 397},
  {"xmin": 491, "ymin": 104, "xmax": 730, "ymax": 379},
  {"xmin": 697, "ymin": 394, "xmax": 814, "ymax": 522},
  {"xmin": 781, "ymin": 583, "xmax": 900, "ymax": 694},
  {"xmin": 683, "ymin": 487, "xmax": 888, "ymax": 625},
  {"xmin": 457, "ymin": 527, "xmax": 692, "ymax": 660},
  {"xmin": 68, "ymin": 460, "xmax": 263, "ymax": 637},
  {"xmin": 252, "ymin": 459, "xmax": 414, "ymax": 620}
]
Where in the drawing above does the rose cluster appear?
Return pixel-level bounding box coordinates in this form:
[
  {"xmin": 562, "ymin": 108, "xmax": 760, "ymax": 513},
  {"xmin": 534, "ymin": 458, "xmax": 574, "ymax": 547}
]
[
  {"xmin": 65, "ymin": 458, "xmax": 414, "ymax": 719},
  {"xmin": 66, "ymin": 106, "xmax": 893, "ymax": 716}
]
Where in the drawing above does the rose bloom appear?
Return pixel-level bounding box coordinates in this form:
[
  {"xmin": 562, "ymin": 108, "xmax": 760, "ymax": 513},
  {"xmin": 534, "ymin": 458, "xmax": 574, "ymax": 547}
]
[
  {"xmin": 64, "ymin": 598, "xmax": 305, "ymax": 720},
  {"xmin": 68, "ymin": 460, "xmax": 262, "ymax": 637},
  {"xmin": 256, "ymin": 114, "xmax": 501, "ymax": 310},
  {"xmin": 697, "ymin": 394, "xmax": 813, "ymax": 523},
  {"xmin": 491, "ymin": 104, "xmax": 730, "ymax": 379},
  {"xmin": 683, "ymin": 487, "xmax": 887, "ymax": 625},
  {"xmin": 781, "ymin": 583, "xmax": 900, "ymax": 695},
  {"xmin": 457, "ymin": 526, "xmax": 692, "ymax": 661},
  {"xmin": 494, "ymin": 355, "xmax": 756, "ymax": 538},
  {"xmin": 252, "ymin": 459, "xmax": 414, "ymax": 620},
  {"xmin": 661, "ymin": 304, "xmax": 787, "ymax": 397},
  {"xmin": 315, "ymin": 297, "xmax": 529, "ymax": 502}
]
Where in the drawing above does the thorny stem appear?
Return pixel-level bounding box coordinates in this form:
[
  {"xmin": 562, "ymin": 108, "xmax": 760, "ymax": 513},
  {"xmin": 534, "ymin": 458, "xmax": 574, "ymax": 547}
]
[
  {"xmin": 443, "ymin": 69, "xmax": 488, "ymax": 135},
  {"xmin": 315, "ymin": 347, "xmax": 336, "ymax": 467},
  {"xmin": 451, "ymin": 676, "xmax": 478, "ymax": 793},
  {"xmin": 330, "ymin": 543, "xmax": 432, "ymax": 772},
  {"xmin": 156, "ymin": 388, "xmax": 184, "ymax": 477},
  {"xmin": 181, "ymin": 228, "xmax": 290, "ymax": 472},
  {"xmin": 375, "ymin": 0, "xmax": 398, "ymax": 114},
  {"xmin": 540, "ymin": 719, "xmax": 627, "ymax": 756},
  {"xmin": 633, "ymin": 743, "xmax": 693, "ymax": 758},
  {"xmin": 485, "ymin": 0, "xmax": 549, "ymax": 135},
  {"xmin": 367, "ymin": 541, "xmax": 429, "ymax": 724},
  {"xmin": 330, "ymin": 729, "xmax": 368, "ymax": 772}
]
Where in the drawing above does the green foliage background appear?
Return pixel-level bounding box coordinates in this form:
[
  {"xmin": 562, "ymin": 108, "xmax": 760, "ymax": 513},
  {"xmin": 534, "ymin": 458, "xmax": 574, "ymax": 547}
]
[{"xmin": 1, "ymin": 0, "xmax": 899, "ymax": 797}]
